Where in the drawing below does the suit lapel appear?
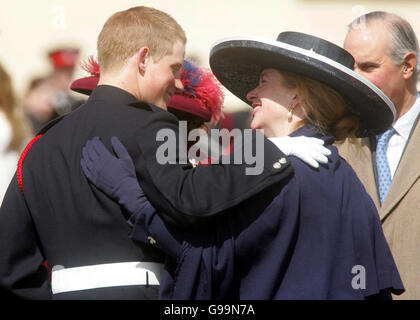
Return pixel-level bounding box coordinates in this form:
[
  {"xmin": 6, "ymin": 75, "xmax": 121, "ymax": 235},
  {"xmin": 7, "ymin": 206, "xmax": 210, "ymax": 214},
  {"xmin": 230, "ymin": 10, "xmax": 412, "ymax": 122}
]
[{"xmin": 380, "ymin": 120, "xmax": 420, "ymax": 221}]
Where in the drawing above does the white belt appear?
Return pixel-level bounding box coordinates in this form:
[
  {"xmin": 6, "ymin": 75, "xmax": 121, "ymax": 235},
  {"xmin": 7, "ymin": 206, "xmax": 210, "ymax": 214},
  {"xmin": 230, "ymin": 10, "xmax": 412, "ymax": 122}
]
[{"xmin": 51, "ymin": 262, "xmax": 163, "ymax": 295}]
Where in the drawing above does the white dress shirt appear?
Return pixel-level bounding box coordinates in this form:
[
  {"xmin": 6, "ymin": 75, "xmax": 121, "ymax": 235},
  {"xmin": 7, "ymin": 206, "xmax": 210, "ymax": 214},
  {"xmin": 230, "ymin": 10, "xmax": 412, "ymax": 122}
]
[{"xmin": 386, "ymin": 94, "xmax": 420, "ymax": 178}]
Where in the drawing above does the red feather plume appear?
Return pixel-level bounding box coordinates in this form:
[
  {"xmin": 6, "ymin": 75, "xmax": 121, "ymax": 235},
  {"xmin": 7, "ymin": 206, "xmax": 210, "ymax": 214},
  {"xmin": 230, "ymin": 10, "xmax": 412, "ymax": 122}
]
[
  {"xmin": 81, "ymin": 55, "xmax": 100, "ymax": 77},
  {"xmin": 180, "ymin": 63, "xmax": 224, "ymax": 123}
]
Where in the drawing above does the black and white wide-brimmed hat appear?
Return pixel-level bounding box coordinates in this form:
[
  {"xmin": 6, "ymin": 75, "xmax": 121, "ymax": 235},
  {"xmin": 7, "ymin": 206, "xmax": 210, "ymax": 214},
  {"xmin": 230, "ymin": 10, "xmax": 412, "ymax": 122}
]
[{"xmin": 209, "ymin": 31, "xmax": 396, "ymax": 137}]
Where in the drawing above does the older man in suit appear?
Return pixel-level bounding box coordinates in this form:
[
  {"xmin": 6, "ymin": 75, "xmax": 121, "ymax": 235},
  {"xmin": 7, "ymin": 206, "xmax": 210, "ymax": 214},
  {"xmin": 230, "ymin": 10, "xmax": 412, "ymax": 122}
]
[{"xmin": 338, "ymin": 11, "xmax": 420, "ymax": 299}]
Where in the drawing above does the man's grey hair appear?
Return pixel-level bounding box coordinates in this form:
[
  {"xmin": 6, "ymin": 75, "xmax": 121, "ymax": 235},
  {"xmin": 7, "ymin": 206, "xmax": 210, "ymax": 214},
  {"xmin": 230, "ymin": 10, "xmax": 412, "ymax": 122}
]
[{"xmin": 348, "ymin": 11, "xmax": 420, "ymax": 79}]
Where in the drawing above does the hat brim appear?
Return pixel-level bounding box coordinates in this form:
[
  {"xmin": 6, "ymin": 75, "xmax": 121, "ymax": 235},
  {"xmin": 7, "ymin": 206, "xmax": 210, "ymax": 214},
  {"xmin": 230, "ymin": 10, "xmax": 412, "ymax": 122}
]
[
  {"xmin": 70, "ymin": 76, "xmax": 98, "ymax": 95},
  {"xmin": 209, "ymin": 36, "xmax": 396, "ymax": 137},
  {"xmin": 168, "ymin": 95, "xmax": 211, "ymax": 122}
]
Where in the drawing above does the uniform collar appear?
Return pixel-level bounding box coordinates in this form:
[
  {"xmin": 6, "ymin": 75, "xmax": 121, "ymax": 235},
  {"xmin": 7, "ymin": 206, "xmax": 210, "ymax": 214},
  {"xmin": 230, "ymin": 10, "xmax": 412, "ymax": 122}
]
[
  {"xmin": 89, "ymin": 85, "xmax": 140, "ymax": 106},
  {"xmin": 88, "ymin": 84, "xmax": 169, "ymax": 114}
]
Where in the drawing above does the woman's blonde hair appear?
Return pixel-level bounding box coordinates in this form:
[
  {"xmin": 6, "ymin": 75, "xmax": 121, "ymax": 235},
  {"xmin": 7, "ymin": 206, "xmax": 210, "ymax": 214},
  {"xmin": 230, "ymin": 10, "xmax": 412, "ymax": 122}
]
[
  {"xmin": 97, "ymin": 6, "xmax": 186, "ymax": 72},
  {"xmin": 280, "ymin": 70, "xmax": 360, "ymax": 142},
  {"xmin": 0, "ymin": 64, "xmax": 30, "ymax": 152}
]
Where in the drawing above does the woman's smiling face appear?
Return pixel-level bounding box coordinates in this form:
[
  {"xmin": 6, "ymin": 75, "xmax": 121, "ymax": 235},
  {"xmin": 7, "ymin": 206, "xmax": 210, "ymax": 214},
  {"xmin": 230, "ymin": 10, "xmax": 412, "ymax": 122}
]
[{"xmin": 246, "ymin": 68, "xmax": 297, "ymax": 137}]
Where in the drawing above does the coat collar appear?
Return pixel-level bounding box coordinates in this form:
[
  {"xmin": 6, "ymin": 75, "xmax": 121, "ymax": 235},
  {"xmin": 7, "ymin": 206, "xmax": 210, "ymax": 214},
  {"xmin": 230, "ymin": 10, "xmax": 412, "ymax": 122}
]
[
  {"xmin": 89, "ymin": 85, "xmax": 139, "ymax": 106},
  {"xmin": 88, "ymin": 85, "xmax": 167, "ymax": 114},
  {"xmin": 290, "ymin": 124, "xmax": 335, "ymax": 146}
]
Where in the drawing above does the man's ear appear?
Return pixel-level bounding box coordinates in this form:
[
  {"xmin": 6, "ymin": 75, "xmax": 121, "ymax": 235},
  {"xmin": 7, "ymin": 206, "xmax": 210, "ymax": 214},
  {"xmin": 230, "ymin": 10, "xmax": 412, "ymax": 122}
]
[
  {"xmin": 137, "ymin": 47, "xmax": 150, "ymax": 75},
  {"xmin": 402, "ymin": 52, "xmax": 417, "ymax": 80}
]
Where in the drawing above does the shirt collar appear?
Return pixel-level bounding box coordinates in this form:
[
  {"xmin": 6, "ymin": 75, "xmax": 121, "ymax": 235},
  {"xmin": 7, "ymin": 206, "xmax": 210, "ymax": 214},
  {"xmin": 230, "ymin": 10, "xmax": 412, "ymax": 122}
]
[{"xmin": 392, "ymin": 93, "xmax": 420, "ymax": 141}]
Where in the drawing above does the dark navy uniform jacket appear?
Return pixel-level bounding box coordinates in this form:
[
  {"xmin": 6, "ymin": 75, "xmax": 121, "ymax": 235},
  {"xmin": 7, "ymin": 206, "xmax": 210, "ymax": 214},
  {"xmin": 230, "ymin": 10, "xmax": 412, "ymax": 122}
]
[
  {"xmin": 0, "ymin": 85, "xmax": 292, "ymax": 299},
  {"xmin": 129, "ymin": 125, "xmax": 405, "ymax": 299}
]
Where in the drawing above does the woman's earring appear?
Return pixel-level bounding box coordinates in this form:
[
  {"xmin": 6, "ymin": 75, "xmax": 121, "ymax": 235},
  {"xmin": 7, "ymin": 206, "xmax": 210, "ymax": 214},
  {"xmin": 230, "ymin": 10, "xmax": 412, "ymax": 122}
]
[
  {"xmin": 288, "ymin": 96, "xmax": 297, "ymax": 121},
  {"xmin": 287, "ymin": 106, "xmax": 294, "ymax": 121}
]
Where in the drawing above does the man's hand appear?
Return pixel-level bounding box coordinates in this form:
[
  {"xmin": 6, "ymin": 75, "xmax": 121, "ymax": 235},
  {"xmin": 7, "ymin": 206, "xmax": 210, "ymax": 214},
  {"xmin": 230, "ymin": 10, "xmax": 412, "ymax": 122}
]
[{"xmin": 268, "ymin": 136, "xmax": 331, "ymax": 168}]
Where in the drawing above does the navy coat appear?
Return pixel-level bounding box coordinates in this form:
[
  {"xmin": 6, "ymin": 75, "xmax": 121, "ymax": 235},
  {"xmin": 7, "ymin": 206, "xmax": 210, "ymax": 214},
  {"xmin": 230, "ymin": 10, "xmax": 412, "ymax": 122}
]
[{"xmin": 129, "ymin": 125, "xmax": 404, "ymax": 299}]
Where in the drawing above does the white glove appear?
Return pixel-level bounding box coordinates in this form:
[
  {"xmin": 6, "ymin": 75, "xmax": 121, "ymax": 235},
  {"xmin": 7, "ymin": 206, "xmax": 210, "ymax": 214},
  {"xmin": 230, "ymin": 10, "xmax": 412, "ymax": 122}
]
[{"xmin": 268, "ymin": 136, "xmax": 332, "ymax": 168}]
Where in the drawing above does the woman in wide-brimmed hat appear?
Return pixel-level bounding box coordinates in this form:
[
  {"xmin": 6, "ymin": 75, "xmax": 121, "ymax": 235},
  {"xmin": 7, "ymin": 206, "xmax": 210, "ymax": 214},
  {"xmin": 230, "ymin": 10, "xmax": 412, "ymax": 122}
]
[
  {"xmin": 80, "ymin": 32, "xmax": 404, "ymax": 299},
  {"xmin": 209, "ymin": 31, "xmax": 395, "ymax": 139}
]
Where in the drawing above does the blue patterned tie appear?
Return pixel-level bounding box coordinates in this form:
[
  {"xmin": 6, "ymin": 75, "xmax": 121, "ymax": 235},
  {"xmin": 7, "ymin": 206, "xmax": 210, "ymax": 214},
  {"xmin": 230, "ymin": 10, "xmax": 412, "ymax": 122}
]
[{"xmin": 376, "ymin": 127, "xmax": 395, "ymax": 204}]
